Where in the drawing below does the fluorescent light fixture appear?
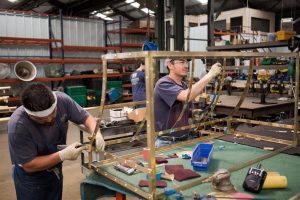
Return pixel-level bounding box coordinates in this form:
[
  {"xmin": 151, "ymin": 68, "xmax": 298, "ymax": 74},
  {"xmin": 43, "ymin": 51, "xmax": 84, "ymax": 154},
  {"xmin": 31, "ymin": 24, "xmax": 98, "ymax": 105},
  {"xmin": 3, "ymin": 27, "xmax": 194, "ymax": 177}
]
[
  {"xmin": 197, "ymin": 0, "xmax": 208, "ymax": 4},
  {"xmin": 7, "ymin": 0, "xmax": 18, "ymax": 3},
  {"xmin": 91, "ymin": 10, "xmax": 97, "ymax": 15},
  {"xmin": 141, "ymin": 8, "xmax": 154, "ymax": 15},
  {"xmin": 125, "ymin": 0, "xmax": 140, "ymax": 8},
  {"xmin": 95, "ymin": 13, "xmax": 107, "ymax": 18},
  {"xmin": 104, "ymin": 17, "xmax": 114, "ymax": 21},
  {"xmin": 102, "ymin": 10, "xmax": 113, "ymax": 15},
  {"xmin": 95, "ymin": 13, "xmax": 113, "ymax": 21},
  {"xmin": 131, "ymin": 2, "xmax": 140, "ymax": 8}
]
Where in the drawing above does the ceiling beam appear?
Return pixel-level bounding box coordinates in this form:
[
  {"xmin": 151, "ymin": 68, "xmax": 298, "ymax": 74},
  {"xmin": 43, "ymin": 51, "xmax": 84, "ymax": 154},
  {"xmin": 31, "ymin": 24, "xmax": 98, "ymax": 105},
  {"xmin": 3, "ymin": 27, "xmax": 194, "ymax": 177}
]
[
  {"xmin": 135, "ymin": 0, "xmax": 156, "ymax": 11},
  {"xmin": 268, "ymin": 0, "xmax": 282, "ymax": 11},
  {"xmin": 185, "ymin": 3, "xmax": 206, "ymax": 15},
  {"xmin": 238, "ymin": 0, "xmax": 254, "ymax": 8},
  {"xmin": 109, "ymin": 7, "xmax": 137, "ymax": 21},
  {"xmin": 12, "ymin": 0, "xmax": 33, "ymax": 9},
  {"xmin": 67, "ymin": 0, "xmax": 120, "ymax": 16},
  {"xmin": 215, "ymin": 0, "xmax": 229, "ymax": 19},
  {"xmin": 48, "ymin": 0, "xmax": 67, "ymax": 10}
]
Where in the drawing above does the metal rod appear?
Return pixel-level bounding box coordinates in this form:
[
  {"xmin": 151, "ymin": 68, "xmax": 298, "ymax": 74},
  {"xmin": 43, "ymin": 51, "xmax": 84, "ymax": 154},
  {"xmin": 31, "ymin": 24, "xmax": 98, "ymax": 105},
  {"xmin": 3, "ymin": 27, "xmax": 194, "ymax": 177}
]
[
  {"xmin": 232, "ymin": 118, "xmax": 294, "ymax": 129},
  {"xmin": 233, "ymin": 130, "xmax": 293, "ymax": 145},
  {"xmin": 145, "ymin": 51, "xmax": 156, "ymax": 196},
  {"xmin": 102, "ymin": 51, "xmax": 296, "ymax": 60},
  {"xmin": 48, "ymin": 15, "xmax": 53, "ymax": 59},
  {"xmin": 229, "ymin": 58, "xmax": 253, "ymax": 117},
  {"xmin": 293, "ymin": 53, "xmax": 299, "ymax": 145},
  {"xmin": 59, "ymin": 9, "xmax": 65, "ymax": 75}
]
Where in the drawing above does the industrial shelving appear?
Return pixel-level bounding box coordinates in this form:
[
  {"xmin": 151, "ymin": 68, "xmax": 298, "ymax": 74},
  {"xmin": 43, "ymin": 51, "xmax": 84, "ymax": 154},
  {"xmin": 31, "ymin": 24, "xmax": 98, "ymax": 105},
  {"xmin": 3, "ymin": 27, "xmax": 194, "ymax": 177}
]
[
  {"xmin": 0, "ymin": 36, "xmax": 62, "ymax": 46},
  {"xmin": 0, "ymin": 73, "xmax": 122, "ymax": 83},
  {"xmin": 52, "ymin": 45, "xmax": 121, "ymax": 52},
  {"xmin": 207, "ymin": 41, "xmax": 288, "ymax": 51},
  {"xmin": 104, "ymin": 18, "xmax": 155, "ymax": 102}
]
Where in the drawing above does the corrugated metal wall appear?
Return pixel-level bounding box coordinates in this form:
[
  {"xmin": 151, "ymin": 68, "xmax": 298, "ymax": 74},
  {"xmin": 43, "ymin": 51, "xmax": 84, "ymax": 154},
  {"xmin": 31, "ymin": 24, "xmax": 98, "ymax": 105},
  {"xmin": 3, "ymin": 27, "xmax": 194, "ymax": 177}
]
[
  {"xmin": 0, "ymin": 12, "xmax": 49, "ymax": 57},
  {"xmin": 0, "ymin": 12, "xmax": 105, "ymax": 78},
  {"xmin": 51, "ymin": 17, "xmax": 104, "ymax": 47},
  {"xmin": 0, "ymin": 12, "xmax": 105, "ymax": 56}
]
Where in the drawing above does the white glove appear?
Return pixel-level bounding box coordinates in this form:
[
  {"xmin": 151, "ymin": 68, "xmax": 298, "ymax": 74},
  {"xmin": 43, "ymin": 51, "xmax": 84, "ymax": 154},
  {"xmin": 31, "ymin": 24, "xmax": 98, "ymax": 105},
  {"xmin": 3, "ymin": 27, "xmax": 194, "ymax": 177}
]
[
  {"xmin": 58, "ymin": 142, "xmax": 86, "ymax": 161},
  {"xmin": 207, "ymin": 63, "xmax": 222, "ymax": 80},
  {"xmin": 96, "ymin": 130, "xmax": 105, "ymax": 151}
]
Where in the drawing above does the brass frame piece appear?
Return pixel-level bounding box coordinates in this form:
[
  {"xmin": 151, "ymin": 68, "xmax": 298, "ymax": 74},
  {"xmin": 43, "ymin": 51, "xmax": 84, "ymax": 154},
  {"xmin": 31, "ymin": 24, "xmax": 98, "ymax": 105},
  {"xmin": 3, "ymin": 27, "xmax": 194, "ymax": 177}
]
[{"xmin": 82, "ymin": 51, "xmax": 299, "ymax": 200}]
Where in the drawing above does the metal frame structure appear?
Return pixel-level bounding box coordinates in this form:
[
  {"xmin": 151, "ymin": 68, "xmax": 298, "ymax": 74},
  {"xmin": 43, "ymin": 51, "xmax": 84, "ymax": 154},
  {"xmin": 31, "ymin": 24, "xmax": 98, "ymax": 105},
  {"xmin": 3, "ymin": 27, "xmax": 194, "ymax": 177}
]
[{"xmin": 82, "ymin": 51, "xmax": 299, "ymax": 200}]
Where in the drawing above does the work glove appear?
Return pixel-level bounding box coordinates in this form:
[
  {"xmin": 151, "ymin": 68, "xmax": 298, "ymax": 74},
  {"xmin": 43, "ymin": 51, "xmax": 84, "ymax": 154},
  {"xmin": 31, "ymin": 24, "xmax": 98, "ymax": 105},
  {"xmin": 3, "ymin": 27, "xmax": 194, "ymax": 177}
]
[
  {"xmin": 95, "ymin": 130, "xmax": 106, "ymax": 151},
  {"xmin": 58, "ymin": 142, "xmax": 86, "ymax": 161},
  {"xmin": 207, "ymin": 63, "xmax": 222, "ymax": 81}
]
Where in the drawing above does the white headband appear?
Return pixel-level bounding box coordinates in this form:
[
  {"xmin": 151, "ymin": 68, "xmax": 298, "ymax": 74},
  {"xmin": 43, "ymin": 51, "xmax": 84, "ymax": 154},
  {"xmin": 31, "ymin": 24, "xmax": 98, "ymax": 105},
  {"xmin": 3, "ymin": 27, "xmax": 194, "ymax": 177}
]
[{"xmin": 24, "ymin": 92, "xmax": 57, "ymax": 117}]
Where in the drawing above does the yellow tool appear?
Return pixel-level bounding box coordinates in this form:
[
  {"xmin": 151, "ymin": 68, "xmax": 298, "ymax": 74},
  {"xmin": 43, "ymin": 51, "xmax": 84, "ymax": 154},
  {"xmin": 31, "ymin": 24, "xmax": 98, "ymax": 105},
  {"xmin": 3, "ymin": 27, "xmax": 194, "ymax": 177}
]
[{"xmin": 263, "ymin": 172, "xmax": 288, "ymax": 189}]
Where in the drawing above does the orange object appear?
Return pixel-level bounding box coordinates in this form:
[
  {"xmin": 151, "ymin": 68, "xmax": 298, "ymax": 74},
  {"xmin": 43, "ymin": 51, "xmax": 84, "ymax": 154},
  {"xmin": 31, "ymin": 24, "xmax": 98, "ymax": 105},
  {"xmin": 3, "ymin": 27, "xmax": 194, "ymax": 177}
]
[{"xmin": 143, "ymin": 147, "xmax": 150, "ymax": 161}]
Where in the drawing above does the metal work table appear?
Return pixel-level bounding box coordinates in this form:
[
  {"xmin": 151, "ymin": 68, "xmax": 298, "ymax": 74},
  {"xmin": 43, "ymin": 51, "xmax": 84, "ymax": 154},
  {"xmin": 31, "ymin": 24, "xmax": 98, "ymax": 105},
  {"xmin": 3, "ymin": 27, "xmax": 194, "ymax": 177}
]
[
  {"xmin": 212, "ymin": 95, "xmax": 294, "ymax": 118},
  {"xmin": 80, "ymin": 139, "xmax": 300, "ymax": 200},
  {"xmin": 80, "ymin": 51, "xmax": 299, "ymax": 200}
]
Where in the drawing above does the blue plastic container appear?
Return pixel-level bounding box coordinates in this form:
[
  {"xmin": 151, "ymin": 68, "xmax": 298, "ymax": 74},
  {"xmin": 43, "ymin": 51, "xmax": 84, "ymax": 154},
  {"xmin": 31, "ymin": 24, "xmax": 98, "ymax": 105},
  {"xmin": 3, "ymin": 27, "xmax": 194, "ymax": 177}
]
[
  {"xmin": 191, "ymin": 143, "xmax": 214, "ymax": 171},
  {"xmin": 107, "ymin": 88, "xmax": 122, "ymax": 103}
]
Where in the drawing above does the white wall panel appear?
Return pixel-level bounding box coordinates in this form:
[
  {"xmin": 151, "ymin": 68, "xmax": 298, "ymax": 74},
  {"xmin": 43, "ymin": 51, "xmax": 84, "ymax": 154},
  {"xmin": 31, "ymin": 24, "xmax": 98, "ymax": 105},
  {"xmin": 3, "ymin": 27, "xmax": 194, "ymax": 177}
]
[
  {"xmin": 0, "ymin": 12, "xmax": 105, "ymax": 59},
  {"xmin": 52, "ymin": 17, "xmax": 104, "ymax": 47},
  {"xmin": 0, "ymin": 12, "xmax": 49, "ymax": 57},
  {"xmin": 189, "ymin": 25, "xmax": 207, "ymax": 79}
]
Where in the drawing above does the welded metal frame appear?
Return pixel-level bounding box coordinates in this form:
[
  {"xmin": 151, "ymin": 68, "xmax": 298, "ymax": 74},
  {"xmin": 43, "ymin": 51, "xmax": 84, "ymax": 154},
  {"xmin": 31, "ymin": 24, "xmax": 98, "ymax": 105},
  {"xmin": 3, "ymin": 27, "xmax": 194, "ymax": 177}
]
[{"xmin": 84, "ymin": 51, "xmax": 299, "ymax": 200}]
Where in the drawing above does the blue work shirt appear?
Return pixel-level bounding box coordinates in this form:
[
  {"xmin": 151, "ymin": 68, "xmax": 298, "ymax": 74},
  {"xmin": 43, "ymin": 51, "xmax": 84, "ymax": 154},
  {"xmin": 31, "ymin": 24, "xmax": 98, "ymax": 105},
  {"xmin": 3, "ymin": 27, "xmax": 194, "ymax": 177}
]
[
  {"xmin": 154, "ymin": 75, "xmax": 192, "ymax": 137},
  {"xmin": 8, "ymin": 91, "xmax": 90, "ymax": 200},
  {"xmin": 131, "ymin": 70, "xmax": 146, "ymax": 107},
  {"xmin": 8, "ymin": 91, "xmax": 89, "ymax": 166}
]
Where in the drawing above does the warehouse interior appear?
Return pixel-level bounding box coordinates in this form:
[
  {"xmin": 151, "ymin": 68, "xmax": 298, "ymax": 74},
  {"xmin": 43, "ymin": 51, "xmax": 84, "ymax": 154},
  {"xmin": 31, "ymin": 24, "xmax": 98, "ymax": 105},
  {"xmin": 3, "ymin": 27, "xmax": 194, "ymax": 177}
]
[{"xmin": 0, "ymin": 0, "xmax": 300, "ymax": 200}]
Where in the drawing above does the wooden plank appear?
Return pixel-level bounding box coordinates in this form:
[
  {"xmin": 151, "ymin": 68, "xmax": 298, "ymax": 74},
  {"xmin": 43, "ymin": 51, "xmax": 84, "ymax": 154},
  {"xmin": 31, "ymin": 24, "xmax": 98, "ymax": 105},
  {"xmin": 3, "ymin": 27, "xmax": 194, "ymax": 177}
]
[
  {"xmin": 0, "ymin": 36, "xmax": 62, "ymax": 46},
  {"xmin": 53, "ymin": 45, "xmax": 121, "ymax": 52}
]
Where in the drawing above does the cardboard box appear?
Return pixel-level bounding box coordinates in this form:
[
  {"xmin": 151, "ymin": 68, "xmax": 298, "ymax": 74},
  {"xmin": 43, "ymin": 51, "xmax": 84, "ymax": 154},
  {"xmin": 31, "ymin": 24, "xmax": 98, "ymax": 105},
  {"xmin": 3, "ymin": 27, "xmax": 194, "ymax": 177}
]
[
  {"xmin": 130, "ymin": 20, "xmax": 155, "ymax": 29},
  {"xmin": 127, "ymin": 107, "xmax": 146, "ymax": 123},
  {"xmin": 109, "ymin": 108, "xmax": 127, "ymax": 122}
]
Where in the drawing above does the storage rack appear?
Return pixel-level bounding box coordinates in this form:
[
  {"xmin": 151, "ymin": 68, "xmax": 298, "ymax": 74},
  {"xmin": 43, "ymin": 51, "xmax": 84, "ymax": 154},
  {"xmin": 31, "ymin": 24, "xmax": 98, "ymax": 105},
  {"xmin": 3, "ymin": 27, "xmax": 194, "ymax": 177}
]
[
  {"xmin": 104, "ymin": 17, "xmax": 155, "ymax": 101},
  {"xmin": 0, "ymin": 10, "xmax": 143, "ymax": 107}
]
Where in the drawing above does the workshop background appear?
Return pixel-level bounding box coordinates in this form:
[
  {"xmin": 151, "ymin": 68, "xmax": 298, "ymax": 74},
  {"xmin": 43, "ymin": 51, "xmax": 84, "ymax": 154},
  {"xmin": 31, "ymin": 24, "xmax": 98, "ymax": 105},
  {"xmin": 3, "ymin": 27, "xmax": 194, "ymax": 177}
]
[{"xmin": 0, "ymin": 0, "xmax": 300, "ymax": 200}]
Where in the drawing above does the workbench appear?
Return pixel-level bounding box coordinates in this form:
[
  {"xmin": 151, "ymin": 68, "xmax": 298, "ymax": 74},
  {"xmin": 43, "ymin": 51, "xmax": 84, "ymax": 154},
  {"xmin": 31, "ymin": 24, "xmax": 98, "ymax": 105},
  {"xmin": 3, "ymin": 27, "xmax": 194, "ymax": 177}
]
[
  {"xmin": 213, "ymin": 95, "xmax": 294, "ymax": 118},
  {"xmin": 221, "ymin": 118, "xmax": 300, "ymax": 155},
  {"xmin": 80, "ymin": 139, "xmax": 300, "ymax": 200}
]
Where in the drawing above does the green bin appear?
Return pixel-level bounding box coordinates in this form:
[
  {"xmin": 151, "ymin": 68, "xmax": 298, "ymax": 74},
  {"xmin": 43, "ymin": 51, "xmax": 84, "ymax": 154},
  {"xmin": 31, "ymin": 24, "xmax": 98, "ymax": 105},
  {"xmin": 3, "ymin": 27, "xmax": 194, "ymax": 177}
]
[
  {"xmin": 69, "ymin": 94, "xmax": 87, "ymax": 107},
  {"xmin": 66, "ymin": 86, "xmax": 87, "ymax": 96}
]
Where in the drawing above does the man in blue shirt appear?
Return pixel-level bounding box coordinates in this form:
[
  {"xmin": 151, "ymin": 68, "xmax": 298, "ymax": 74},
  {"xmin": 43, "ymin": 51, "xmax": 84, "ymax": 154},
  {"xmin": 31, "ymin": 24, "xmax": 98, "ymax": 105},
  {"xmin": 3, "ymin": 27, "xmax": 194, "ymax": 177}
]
[
  {"xmin": 154, "ymin": 59, "xmax": 222, "ymax": 147},
  {"xmin": 8, "ymin": 83, "xmax": 105, "ymax": 200},
  {"xmin": 130, "ymin": 60, "xmax": 146, "ymax": 108}
]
